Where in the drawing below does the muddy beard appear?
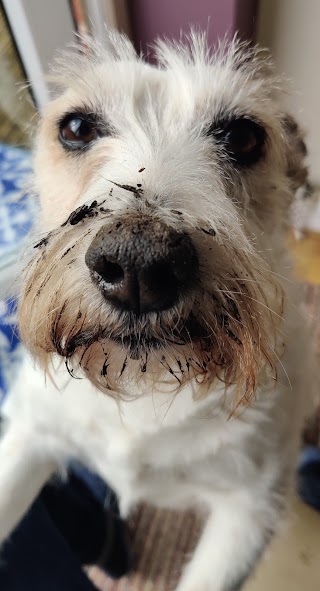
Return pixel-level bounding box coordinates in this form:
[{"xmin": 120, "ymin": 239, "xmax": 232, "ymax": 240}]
[
  {"xmin": 20, "ymin": 266, "xmax": 282, "ymax": 411},
  {"xmin": 19, "ymin": 218, "xmax": 284, "ymax": 411}
]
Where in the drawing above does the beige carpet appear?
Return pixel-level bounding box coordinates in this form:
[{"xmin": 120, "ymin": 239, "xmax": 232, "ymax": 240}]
[{"xmin": 87, "ymin": 506, "xmax": 203, "ymax": 590}]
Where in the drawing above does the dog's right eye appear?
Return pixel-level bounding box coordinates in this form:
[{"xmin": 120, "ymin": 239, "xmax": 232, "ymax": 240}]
[
  {"xmin": 59, "ymin": 113, "xmax": 104, "ymax": 151},
  {"xmin": 207, "ymin": 117, "xmax": 266, "ymax": 167}
]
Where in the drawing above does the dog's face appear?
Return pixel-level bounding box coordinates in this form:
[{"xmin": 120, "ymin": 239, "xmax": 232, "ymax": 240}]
[{"xmin": 20, "ymin": 33, "xmax": 307, "ymax": 406}]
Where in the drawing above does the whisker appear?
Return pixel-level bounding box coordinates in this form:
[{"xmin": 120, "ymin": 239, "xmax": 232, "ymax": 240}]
[
  {"xmin": 216, "ymin": 289, "xmax": 283, "ymax": 321},
  {"xmin": 161, "ymin": 389, "xmax": 179, "ymax": 422}
]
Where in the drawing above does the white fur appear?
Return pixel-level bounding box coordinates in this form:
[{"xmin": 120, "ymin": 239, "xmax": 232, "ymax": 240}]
[{"xmin": 0, "ymin": 32, "xmax": 311, "ymax": 591}]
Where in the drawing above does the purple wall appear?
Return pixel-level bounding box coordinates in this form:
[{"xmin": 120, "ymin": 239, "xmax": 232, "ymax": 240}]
[{"xmin": 128, "ymin": 0, "xmax": 258, "ymax": 56}]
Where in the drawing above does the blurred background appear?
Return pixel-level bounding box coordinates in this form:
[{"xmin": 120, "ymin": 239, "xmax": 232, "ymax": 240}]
[{"xmin": 0, "ymin": 2, "xmax": 320, "ymax": 590}]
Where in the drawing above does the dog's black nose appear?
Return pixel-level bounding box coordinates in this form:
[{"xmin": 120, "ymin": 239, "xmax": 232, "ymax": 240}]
[{"xmin": 85, "ymin": 215, "xmax": 198, "ymax": 314}]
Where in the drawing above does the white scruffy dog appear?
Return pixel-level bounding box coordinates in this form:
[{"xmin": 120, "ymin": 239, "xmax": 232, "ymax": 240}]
[{"xmin": 0, "ymin": 31, "xmax": 311, "ymax": 590}]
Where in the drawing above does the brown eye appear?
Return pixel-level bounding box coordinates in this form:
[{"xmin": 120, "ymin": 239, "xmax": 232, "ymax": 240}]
[
  {"xmin": 208, "ymin": 117, "xmax": 266, "ymax": 166},
  {"xmin": 59, "ymin": 113, "xmax": 104, "ymax": 150}
]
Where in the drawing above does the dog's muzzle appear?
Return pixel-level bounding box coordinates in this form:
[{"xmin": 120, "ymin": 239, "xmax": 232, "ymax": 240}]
[{"xmin": 85, "ymin": 214, "xmax": 198, "ymax": 314}]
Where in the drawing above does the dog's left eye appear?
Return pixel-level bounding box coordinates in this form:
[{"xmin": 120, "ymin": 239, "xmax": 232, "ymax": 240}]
[
  {"xmin": 59, "ymin": 114, "xmax": 104, "ymax": 150},
  {"xmin": 208, "ymin": 117, "xmax": 266, "ymax": 166}
]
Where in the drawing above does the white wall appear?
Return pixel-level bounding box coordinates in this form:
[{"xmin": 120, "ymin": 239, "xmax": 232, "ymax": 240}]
[
  {"xmin": 22, "ymin": 0, "xmax": 75, "ymax": 73},
  {"xmin": 2, "ymin": 0, "xmax": 75, "ymax": 109},
  {"xmin": 257, "ymin": 0, "xmax": 320, "ymax": 184}
]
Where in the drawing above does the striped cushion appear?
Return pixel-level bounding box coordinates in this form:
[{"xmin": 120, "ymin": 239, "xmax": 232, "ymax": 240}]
[{"xmin": 88, "ymin": 506, "xmax": 203, "ymax": 591}]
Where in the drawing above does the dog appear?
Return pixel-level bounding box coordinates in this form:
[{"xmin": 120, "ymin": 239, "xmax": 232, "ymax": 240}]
[{"xmin": 0, "ymin": 31, "xmax": 312, "ymax": 590}]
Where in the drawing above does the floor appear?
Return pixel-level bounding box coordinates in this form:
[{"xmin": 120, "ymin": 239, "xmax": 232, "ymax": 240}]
[{"xmin": 245, "ymin": 499, "xmax": 320, "ymax": 590}]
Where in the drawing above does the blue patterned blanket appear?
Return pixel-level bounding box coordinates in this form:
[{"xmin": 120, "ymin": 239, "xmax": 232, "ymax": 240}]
[
  {"xmin": 0, "ymin": 142, "xmax": 34, "ymax": 258},
  {"xmin": 0, "ymin": 299, "xmax": 21, "ymax": 402},
  {"xmin": 0, "ymin": 143, "xmax": 35, "ymax": 401}
]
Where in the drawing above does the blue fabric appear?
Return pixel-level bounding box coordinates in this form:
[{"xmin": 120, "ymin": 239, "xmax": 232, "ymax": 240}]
[
  {"xmin": 298, "ymin": 446, "xmax": 320, "ymax": 512},
  {"xmin": 0, "ymin": 473, "xmax": 132, "ymax": 589},
  {"xmin": 0, "ymin": 298, "xmax": 21, "ymax": 402},
  {"xmin": 0, "ymin": 142, "xmax": 34, "ymax": 259},
  {"xmin": 0, "ymin": 497, "xmax": 98, "ymax": 591},
  {"xmin": 0, "ymin": 142, "xmax": 34, "ymax": 402}
]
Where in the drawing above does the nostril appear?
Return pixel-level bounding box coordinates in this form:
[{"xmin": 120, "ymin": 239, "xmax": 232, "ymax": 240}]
[{"xmin": 97, "ymin": 260, "xmax": 124, "ymax": 284}]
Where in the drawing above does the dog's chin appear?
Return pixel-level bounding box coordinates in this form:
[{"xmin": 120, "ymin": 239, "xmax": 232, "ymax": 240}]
[
  {"xmin": 107, "ymin": 312, "xmax": 210, "ymax": 359},
  {"xmin": 63, "ymin": 310, "xmax": 215, "ymax": 394},
  {"xmin": 77, "ymin": 326, "xmax": 214, "ymax": 397},
  {"xmin": 110, "ymin": 334, "xmax": 167, "ymax": 359}
]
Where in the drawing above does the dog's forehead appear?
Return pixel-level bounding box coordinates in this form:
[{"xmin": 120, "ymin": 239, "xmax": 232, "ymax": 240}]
[
  {"xmin": 35, "ymin": 36, "xmax": 289, "ymax": 227},
  {"xmin": 96, "ymin": 60, "xmax": 261, "ymax": 111},
  {"xmin": 51, "ymin": 44, "xmax": 280, "ymax": 128}
]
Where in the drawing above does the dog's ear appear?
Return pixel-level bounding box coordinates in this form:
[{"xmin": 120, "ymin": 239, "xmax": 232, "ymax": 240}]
[{"xmin": 282, "ymin": 114, "xmax": 308, "ymax": 191}]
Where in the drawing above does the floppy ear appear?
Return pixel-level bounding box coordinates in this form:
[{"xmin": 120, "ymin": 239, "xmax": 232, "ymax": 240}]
[{"xmin": 282, "ymin": 115, "xmax": 308, "ymax": 191}]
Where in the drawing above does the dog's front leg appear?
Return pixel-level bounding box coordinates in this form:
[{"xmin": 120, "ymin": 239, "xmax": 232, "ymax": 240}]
[
  {"xmin": 0, "ymin": 422, "xmax": 56, "ymax": 545},
  {"xmin": 176, "ymin": 489, "xmax": 277, "ymax": 591}
]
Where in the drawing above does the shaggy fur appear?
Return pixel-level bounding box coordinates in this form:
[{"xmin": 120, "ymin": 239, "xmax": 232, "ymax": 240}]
[{"xmin": 0, "ymin": 31, "xmax": 311, "ymax": 590}]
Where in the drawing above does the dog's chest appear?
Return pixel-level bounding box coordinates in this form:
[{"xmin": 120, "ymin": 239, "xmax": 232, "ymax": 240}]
[
  {"xmin": 77, "ymin": 387, "xmax": 268, "ymax": 510},
  {"xmin": 6, "ymin": 359, "xmax": 273, "ymax": 511}
]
